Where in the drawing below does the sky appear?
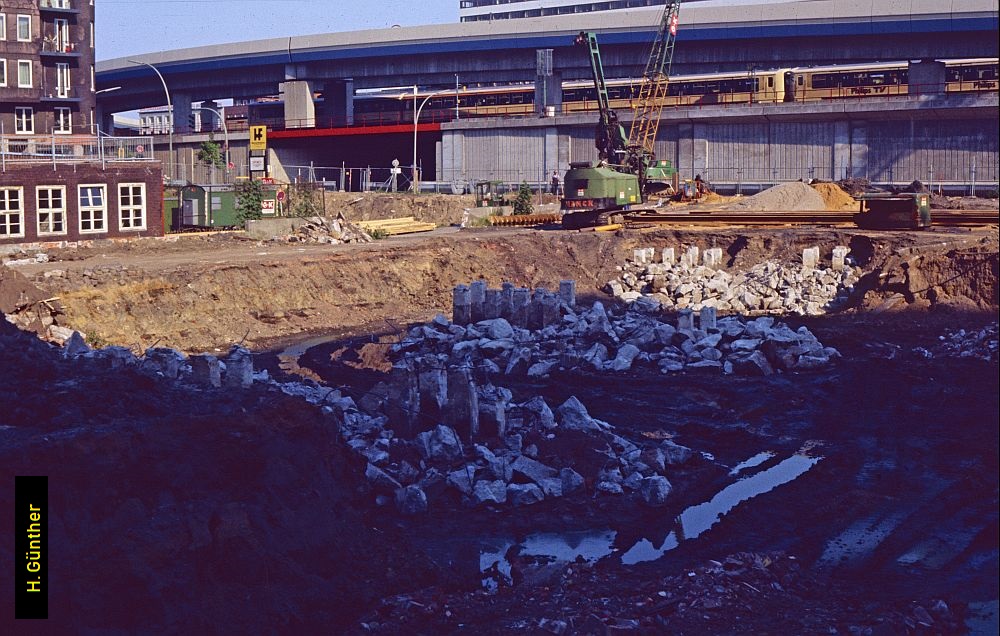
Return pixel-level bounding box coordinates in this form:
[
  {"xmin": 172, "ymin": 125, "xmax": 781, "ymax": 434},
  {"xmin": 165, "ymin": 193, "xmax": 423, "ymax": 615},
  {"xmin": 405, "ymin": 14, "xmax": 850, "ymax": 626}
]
[{"xmin": 95, "ymin": 0, "xmax": 458, "ymax": 61}]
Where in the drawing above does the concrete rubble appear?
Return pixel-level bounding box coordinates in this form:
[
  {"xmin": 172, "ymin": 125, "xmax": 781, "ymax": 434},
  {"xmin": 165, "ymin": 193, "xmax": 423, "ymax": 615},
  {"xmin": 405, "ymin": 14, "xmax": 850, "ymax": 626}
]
[
  {"xmin": 912, "ymin": 322, "xmax": 999, "ymax": 362},
  {"xmin": 283, "ymin": 215, "xmax": 374, "ymax": 244},
  {"xmin": 606, "ymin": 246, "xmax": 861, "ymax": 316}
]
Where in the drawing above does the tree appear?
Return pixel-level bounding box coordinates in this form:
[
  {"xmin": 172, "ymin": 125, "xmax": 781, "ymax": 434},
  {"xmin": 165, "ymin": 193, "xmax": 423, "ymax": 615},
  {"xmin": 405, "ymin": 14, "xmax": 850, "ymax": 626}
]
[
  {"xmin": 513, "ymin": 181, "xmax": 534, "ymax": 216},
  {"xmin": 234, "ymin": 179, "xmax": 265, "ymax": 224},
  {"xmin": 197, "ymin": 134, "xmax": 225, "ymax": 170},
  {"xmin": 288, "ymin": 182, "xmax": 323, "ymax": 218}
]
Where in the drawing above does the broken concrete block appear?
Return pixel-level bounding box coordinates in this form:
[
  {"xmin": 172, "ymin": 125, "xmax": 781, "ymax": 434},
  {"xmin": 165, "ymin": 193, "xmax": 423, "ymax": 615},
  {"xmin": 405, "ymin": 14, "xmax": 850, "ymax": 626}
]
[
  {"xmin": 472, "ymin": 479, "xmax": 507, "ymax": 505},
  {"xmin": 470, "ymin": 280, "xmax": 487, "ymax": 322},
  {"xmin": 395, "ymin": 485, "xmax": 428, "ymax": 515},
  {"xmin": 98, "ymin": 346, "xmax": 137, "ymax": 370},
  {"xmin": 685, "ymin": 246, "xmax": 700, "ymax": 268},
  {"xmin": 661, "ymin": 440, "xmax": 693, "ymax": 465},
  {"xmin": 559, "ymin": 280, "xmax": 576, "ymax": 307},
  {"xmin": 479, "ymin": 317, "xmax": 514, "ymax": 340},
  {"xmin": 596, "ymin": 481, "xmax": 624, "ymax": 495},
  {"xmin": 511, "ymin": 455, "xmax": 558, "ymax": 484},
  {"xmin": 189, "ymin": 353, "xmax": 222, "ymax": 388},
  {"xmin": 366, "ymin": 463, "xmax": 403, "ymax": 493},
  {"xmin": 640, "ymin": 476, "xmax": 673, "ymax": 507},
  {"xmin": 703, "ymin": 248, "xmax": 724, "ymax": 269},
  {"xmin": 477, "ymin": 384, "xmax": 510, "ymax": 439},
  {"xmin": 453, "ymin": 284, "xmax": 472, "ymax": 325},
  {"xmin": 832, "ymin": 246, "xmax": 849, "ymax": 271},
  {"xmin": 624, "ymin": 471, "xmax": 644, "ymax": 491},
  {"xmin": 556, "ymin": 396, "xmax": 608, "ymax": 433},
  {"xmin": 446, "ymin": 367, "xmax": 478, "ymax": 440},
  {"xmin": 507, "ymin": 483, "xmax": 545, "ymax": 506},
  {"xmin": 699, "ymin": 306, "xmax": 718, "ymax": 332},
  {"xmin": 63, "ymin": 331, "xmax": 91, "ymax": 357},
  {"xmin": 537, "ymin": 477, "xmax": 563, "ymax": 498},
  {"xmin": 499, "ymin": 282, "xmax": 515, "ymax": 320},
  {"xmin": 610, "ymin": 343, "xmax": 641, "ymax": 371},
  {"xmin": 475, "ymin": 445, "xmax": 513, "ymax": 481},
  {"xmin": 677, "ymin": 309, "xmax": 695, "ymax": 333},
  {"xmin": 511, "ymin": 288, "xmax": 531, "ymax": 328},
  {"xmin": 560, "ymin": 467, "xmax": 586, "ymax": 494},
  {"xmin": 484, "ymin": 289, "xmax": 502, "ymax": 319},
  {"xmin": 661, "ymin": 247, "xmax": 676, "ymax": 265},
  {"xmin": 415, "ymin": 425, "xmax": 465, "ymax": 463},
  {"xmin": 802, "ymin": 247, "xmax": 820, "ymax": 271},
  {"xmin": 223, "ymin": 346, "xmax": 253, "ymax": 388},
  {"xmin": 144, "ymin": 347, "xmax": 187, "ymax": 381},
  {"xmin": 446, "ymin": 466, "xmax": 477, "ymax": 496}
]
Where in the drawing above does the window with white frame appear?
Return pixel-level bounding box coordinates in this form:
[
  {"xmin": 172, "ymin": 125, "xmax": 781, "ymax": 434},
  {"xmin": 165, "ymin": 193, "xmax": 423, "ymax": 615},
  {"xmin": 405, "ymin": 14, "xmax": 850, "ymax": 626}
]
[
  {"xmin": 55, "ymin": 107, "xmax": 72, "ymax": 134},
  {"xmin": 56, "ymin": 62, "xmax": 70, "ymax": 97},
  {"xmin": 118, "ymin": 183, "xmax": 146, "ymax": 230},
  {"xmin": 0, "ymin": 188, "xmax": 25, "ymax": 238},
  {"xmin": 36, "ymin": 186, "xmax": 67, "ymax": 235},
  {"xmin": 0, "ymin": 15, "xmax": 6, "ymax": 41},
  {"xmin": 14, "ymin": 107, "xmax": 34, "ymax": 134},
  {"xmin": 16, "ymin": 15, "xmax": 31, "ymax": 42},
  {"xmin": 79, "ymin": 185, "xmax": 106, "ymax": 233},
  {"xmin": 0, "ymin": 60, "xmax": 7, "ymax": 87},
  {"xmin": 17, "ymin": 59, "xmax": 32, "ymax": 88}
]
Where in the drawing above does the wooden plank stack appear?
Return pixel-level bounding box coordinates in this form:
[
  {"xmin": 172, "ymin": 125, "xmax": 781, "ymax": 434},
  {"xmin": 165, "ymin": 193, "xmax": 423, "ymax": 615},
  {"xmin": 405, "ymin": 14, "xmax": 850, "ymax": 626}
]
[{"xmin": 355, "ymin": 217, "xmax": 437, "ymax": 236}]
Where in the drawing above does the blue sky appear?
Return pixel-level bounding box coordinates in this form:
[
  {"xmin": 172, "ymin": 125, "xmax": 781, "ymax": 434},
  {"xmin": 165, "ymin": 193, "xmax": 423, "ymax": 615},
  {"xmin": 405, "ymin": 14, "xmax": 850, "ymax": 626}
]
[{"xmin": 96, "ymin": 0, "xmax": 458, "ymax": 61}]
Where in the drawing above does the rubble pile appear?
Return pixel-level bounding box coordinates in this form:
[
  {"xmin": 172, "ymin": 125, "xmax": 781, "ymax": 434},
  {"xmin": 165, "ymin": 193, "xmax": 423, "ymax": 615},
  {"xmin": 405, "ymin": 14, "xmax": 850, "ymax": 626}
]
[
  {"xmin": 913, "ymin": 323, "xmax": 999, "ymax": 362},
  {"xmin": 606, "ymin": 245, "xmax": 861, "ymax": 316},
  {"xmin": 729, "ymin": 181, "xmax": 827, "ymax": 211},
  {"xmin": 283, "ymin": 215, "xmax": 374, "ymax": 244},
  {"xmin": 1, "ymin": 264, "xmax": 67, "ymax": 342}
]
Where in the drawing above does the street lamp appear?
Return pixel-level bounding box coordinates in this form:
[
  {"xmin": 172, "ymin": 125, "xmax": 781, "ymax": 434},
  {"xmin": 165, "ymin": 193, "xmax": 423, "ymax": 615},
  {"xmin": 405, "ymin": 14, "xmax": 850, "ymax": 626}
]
[
  {"xmin": 407, "ymin": 87, "xmax": 450, "ymax": 193},
  {"xmin": 128, "ymin": 59, "xmax": 171, "ymax": 180}
]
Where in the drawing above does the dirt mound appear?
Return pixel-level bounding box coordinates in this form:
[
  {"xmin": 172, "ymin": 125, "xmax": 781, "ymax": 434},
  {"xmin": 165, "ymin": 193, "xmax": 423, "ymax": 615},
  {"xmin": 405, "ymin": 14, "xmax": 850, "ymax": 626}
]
[
  {"xmin": 322, "ymin": 192, "xmax": 478, "ymax": 227},
  {"xmin": 811, "ymin": 182, "xmax": 858, "ymax": 211},
  {"xmin": 727, "ymin": 182, "xmax": 827, "ymax": 212},
  {"xmin": 0, "ymin": 318, "xmax": 441, "ymax": 632}
]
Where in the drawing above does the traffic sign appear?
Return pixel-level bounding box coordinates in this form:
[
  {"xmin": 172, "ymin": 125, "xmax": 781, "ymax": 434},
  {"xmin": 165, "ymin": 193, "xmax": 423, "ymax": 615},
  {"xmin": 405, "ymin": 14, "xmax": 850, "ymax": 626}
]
[
  {"xmin": 135, "ymin": 145, "xmax": 145, "ymax": 154},
  {"xmin": 261, "ymin": 200, "xmax": 276, "ymax": 215},
  {"xmin": 276, "ymin": 190, "xmax": 286, "ymax": 202},
  {"xmin": 250, "ymin": 125, "xmax": 268, "ymax": 151}
]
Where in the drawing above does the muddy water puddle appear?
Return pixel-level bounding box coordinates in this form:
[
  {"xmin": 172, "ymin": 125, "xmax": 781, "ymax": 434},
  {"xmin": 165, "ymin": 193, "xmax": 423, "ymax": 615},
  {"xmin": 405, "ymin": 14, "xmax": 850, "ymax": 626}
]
[{"xmin": 478, "ymin": 451, "xmax": 822, "ymax": 587}]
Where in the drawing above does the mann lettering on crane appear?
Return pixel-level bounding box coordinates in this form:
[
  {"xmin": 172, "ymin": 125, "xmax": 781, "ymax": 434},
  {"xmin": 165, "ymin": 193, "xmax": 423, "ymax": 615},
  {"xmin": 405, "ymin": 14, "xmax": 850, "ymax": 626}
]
[{"xmin": 250, "ymin": 125, "xmax": 267, "ymax": 151}]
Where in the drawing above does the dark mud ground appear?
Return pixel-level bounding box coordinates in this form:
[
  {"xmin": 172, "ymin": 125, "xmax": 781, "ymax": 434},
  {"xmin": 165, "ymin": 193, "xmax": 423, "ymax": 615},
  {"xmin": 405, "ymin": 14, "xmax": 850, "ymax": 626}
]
[
  {"xmin": 0, "ymin": 304, "xmax": 996, "ymax": 634},
  {"xmin": 290, "ymin": 308, "xmax": 999, "ymax": 634}
]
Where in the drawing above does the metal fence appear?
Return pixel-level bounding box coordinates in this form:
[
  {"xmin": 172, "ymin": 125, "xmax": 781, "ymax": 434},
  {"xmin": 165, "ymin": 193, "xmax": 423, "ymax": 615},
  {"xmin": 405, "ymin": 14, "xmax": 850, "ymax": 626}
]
[{"xmin": 0, "ymin": 132, "xmax": 156, "ymax": 172}]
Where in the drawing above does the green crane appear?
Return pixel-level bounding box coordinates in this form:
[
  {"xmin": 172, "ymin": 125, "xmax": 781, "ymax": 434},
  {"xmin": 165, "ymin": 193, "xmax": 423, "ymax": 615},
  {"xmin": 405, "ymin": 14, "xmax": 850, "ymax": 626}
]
[{"xmin": 561, "ymin": 1, "xmax": 681, "ymax": 229}]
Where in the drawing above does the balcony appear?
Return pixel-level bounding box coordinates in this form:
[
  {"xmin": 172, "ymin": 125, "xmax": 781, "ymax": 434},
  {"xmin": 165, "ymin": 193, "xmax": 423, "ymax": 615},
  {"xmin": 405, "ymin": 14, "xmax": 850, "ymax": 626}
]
[
  {"xmin": 40, "ymin": 39, "xmax": 82, "ymax": 58},
  {"xmin": 39, "ymin": 0, "xmax": 80, "ymax": 15}
]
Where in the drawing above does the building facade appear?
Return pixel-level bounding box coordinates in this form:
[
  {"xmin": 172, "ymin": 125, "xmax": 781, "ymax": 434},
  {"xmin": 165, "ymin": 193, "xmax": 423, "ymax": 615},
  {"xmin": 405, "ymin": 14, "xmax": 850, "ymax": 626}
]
[
  {"xmin": 0, "ymin": 0, "xmax": 96, "ymax": 137},
  {"xmin": 459, "ymin": 0, "xmax": 662, "ymax": 22}
]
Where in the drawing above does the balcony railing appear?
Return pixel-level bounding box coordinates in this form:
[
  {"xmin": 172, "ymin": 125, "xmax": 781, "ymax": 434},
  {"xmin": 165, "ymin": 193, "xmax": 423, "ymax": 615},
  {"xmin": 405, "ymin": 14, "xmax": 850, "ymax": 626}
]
[
  {"xmin": 39, "ymin": 0, "xmax": 79, "ymax": 13},
  {"xmin": 0, "ymin": 132, "xmax": 156, "ymax": 170}
]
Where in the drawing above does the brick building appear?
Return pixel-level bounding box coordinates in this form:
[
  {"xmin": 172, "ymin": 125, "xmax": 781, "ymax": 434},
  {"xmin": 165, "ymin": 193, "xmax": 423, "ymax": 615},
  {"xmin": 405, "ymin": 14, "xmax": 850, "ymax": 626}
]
[
  {"xmin": 0, "ymin": 161, "xmax": 164, "ymax": 246},
  {"xmin": 1, "ymin": 0, "xmax": 96, "ymax": 136}
]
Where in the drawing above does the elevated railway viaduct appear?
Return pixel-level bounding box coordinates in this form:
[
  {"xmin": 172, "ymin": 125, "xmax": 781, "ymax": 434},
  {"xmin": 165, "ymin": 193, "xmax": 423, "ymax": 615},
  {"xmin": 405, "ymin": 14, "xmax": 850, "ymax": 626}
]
[{"xmin": 96, "ymin": 0, "xmax": 999, "ymax": 193}]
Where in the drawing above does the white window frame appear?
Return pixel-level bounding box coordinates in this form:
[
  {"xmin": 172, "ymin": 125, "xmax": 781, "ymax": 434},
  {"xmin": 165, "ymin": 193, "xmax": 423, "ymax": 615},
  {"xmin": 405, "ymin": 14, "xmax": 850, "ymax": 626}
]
[
  {"xmin": 0, "ymin": 187, "xmax": 26, "ymax": 239},
  {"xmin": 36, "ymin": 186, "xmax": 68, "ymax": 236},
  {"xmin": 54, "ymin": 18, "xmax": 70, "ymax": 51},
  {"xmin": 16, "ymin": 14, "xmax": 31, "ymax": 42},
  {"xmin": 17, "ymin": 59, "xmax": 32, "ymax": 88},
  {"xmin": 0, "ymin": 60, "xmax": 7, "ymax": 87},
  {"xmin": 54, "ymin": 107, "xmax": 72, "ymax": 134},
  {"xmin": 78, "ymin": 184, "xmax": 107, "ymax": 234},
  {"xmin": 118, "ymin": 183, "xmax": 147, "ymax": 231},
  {"xmin": 56, "ymin": 62, "xmax": 70, "ymax": 97},
  {"xmin": 14, "ymin": 107, "xmax": 34, "ymax": 135},
  {"xmin": 0, "ymin": 15, "xmax": 6, "ymax": 42}
]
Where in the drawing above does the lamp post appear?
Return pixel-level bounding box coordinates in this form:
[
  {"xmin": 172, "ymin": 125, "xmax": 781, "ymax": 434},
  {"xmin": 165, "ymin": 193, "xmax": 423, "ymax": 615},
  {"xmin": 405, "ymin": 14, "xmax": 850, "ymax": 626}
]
[
  {"xmin": 409, "ymin": 87, "xmax": 449, "ymax": 193},
  {"xmin": 128, "ymin": 59, "xmax": 171, "ymax": 180}
]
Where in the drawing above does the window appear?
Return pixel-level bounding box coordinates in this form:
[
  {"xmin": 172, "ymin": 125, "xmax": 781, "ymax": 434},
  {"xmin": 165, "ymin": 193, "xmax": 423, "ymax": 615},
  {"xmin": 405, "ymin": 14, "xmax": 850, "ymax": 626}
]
[
  {"xmin": 118, "ymin": 183, "xmax": 146, "ymax": 230},
  {"xmin": 36, "ymin": 186, "xmax": 67, "ymax": 235},
  {"xmin": 16, "ymin": 15, "xmax": 31, "ymax": 42},
  {"xmin": 55, "ymin": 107, "xmax": 72, "ymax": 134},
  {"xmin": 0, "ymin": 15, "xmax": 6, "ymax": 41},
  {"xmin": 0, "ymin": 188, "xmax": 25, "ymax": 238},
  {"xmin": 56, "ymin": 63, "xmax": 70, "ymax": 97},
  {"xmin": 14, "ymin": 107, "xmax": 34, "ymax": 134},
  {"xmin": 18, "ymin": 60, "xmax": 32, "ymax": 88},
  {"xmin": 79, "ymin": 185, "xmax": 106, "ymax": 233},
  {"xmin": 0, "ymin": 60, "xmax": 6, "ymax": 87}
]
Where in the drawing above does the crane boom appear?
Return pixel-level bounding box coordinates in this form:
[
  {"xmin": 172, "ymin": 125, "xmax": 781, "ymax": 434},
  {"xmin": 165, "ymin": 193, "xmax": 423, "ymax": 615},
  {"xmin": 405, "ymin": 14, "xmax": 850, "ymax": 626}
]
[
  {"xmin": 575, "ymin": 31, "xmax": 628, "ymax": 163},
  {"xmin": 628, "ymin": 1, "xmax": 681, "ymax": 159}
]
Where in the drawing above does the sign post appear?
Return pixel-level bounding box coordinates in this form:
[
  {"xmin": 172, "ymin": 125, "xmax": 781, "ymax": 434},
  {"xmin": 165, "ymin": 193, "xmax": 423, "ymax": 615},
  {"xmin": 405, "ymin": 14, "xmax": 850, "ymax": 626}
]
[{"xmin": 249, "ymin": 125, "xmax": 268, "ymax": 180}]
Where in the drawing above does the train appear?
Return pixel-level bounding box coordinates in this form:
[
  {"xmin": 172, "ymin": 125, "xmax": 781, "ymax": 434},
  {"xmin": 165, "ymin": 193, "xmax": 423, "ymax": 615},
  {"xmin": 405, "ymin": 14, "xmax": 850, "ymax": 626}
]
[{"xmin": 221, "ymin": 58, "xmax": 997, "ymax": 129}]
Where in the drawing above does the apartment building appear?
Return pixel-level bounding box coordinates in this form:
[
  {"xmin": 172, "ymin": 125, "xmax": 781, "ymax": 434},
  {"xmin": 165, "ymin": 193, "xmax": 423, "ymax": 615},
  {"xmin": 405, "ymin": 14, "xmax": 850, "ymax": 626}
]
[
  {"xmin": 0, "ymin": 0, "xmax": 96, "ymax": 136},
  {"xmin": 459, "ymin": 0, "xmax": 663, "ymax": 22}
]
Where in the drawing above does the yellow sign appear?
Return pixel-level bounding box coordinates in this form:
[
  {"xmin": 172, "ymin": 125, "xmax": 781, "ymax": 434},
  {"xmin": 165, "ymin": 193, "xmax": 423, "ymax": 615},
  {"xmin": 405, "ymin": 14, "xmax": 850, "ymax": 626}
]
[{"xmin": 250, "ymin": 125, "xmax": 267, "ymax": 151}]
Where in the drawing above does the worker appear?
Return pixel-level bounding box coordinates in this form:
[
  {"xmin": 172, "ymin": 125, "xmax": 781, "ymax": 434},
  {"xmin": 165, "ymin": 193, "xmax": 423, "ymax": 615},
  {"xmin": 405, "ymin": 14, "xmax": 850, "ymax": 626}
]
[
  {"xmin": 695, "ymin": 174, "xmax": 705, "ymax": 196},
  {"xmin": 550, "ymin": 171, "xmax": 561, "ymax": 196}
]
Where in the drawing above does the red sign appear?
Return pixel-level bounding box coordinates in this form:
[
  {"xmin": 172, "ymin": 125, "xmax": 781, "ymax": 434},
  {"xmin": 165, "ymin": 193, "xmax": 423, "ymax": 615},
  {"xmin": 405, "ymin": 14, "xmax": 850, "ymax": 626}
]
[
  {"xmin": 276, "ymin": 190, "xmax": 286, "ymax": 202},
  {"xmin": 261, "ymin": 177, "xmax": 275, "ymax": 185},
  {"xmin": 135, "ymin": 145, "xmax": 145, "ymax": 154}
]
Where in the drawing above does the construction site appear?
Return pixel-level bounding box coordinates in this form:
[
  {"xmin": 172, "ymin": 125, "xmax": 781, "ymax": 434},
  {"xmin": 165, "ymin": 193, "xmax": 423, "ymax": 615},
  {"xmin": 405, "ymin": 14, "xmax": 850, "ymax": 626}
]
[{"xmin": 1, "ymin": 0, "xmax": 998, "ymax": 633}]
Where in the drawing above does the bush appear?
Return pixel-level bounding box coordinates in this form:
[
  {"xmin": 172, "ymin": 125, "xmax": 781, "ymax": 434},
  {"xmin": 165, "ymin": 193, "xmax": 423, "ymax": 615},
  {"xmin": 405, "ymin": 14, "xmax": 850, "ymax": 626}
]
[
  {"xmin": 234, "ymin": 179, "xmax": 265, "ymax": 224},
  {"xmin": 513, "ymin": 181, "xmax": 534, "ymax": 216}
]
